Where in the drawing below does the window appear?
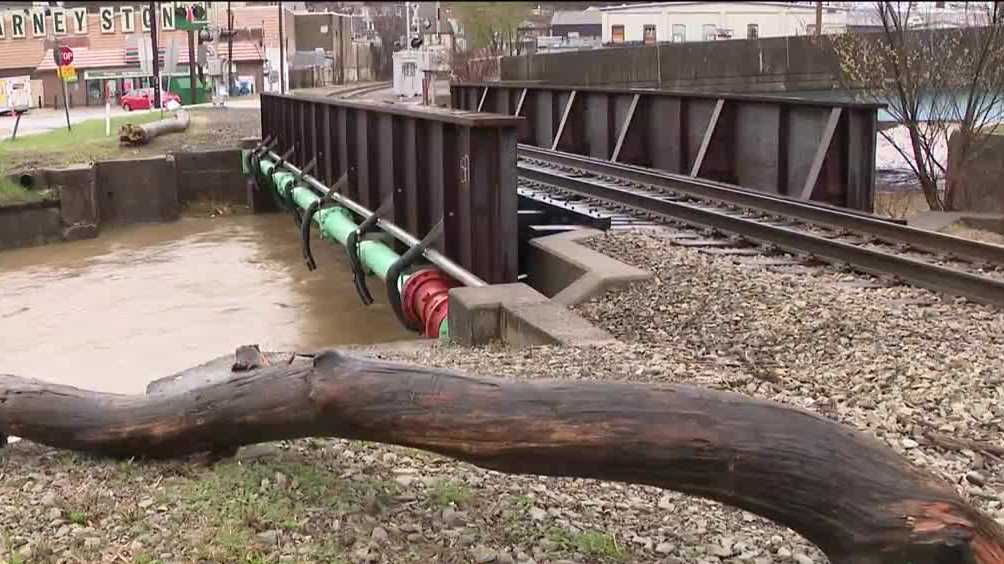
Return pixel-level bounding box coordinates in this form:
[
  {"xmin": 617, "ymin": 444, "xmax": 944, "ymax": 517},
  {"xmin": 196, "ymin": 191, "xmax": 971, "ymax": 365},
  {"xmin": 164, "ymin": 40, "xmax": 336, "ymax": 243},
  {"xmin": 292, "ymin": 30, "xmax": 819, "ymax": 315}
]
[
  {"xmin": 672, "ymin": 24, "xmax": 686, "ymax": 42},
  {"xmin": 643, "ymin": 24, "xmax": 657, "ymax": 44},
  {"xmin": 611, "ymin": 24, "xmax": 625, "ymax": 44},
  {"xmin": 702, "ymin": 24, "xmax": 717, "ymax": 41},
  {"xmin": 747, "ymin": 23, "xmax": 758, "ymax": 40}
]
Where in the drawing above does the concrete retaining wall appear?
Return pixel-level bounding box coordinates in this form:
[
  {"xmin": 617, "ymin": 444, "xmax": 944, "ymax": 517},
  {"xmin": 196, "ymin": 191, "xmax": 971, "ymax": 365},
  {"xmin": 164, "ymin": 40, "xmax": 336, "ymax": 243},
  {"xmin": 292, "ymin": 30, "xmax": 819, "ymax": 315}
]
[
  {"xmin": 1, "ymin": 149, "xmax": 248, "ymax": 251},
  {"xmin": 503, "ymin": 35, "xmax": 843, "ymax": 93},
  {"xmin": 0, "ymin": 201, "xmax": 63, "ymax": 250},
  {"xmin": 448, "ymin": 229, "xmax": 651, "ymax": 348}
]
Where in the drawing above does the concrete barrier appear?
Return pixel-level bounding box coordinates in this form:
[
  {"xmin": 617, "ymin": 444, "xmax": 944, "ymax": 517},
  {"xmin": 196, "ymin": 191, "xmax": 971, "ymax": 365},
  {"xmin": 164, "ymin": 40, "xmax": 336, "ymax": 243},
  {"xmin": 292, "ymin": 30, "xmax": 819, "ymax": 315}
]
[
  {"xmin": 447, "ymin": 229, "xmax": 652, "ymax": 348},
  {"xmin": 0, "ymin": 149, "xmax": 248, "ymax": 251}
]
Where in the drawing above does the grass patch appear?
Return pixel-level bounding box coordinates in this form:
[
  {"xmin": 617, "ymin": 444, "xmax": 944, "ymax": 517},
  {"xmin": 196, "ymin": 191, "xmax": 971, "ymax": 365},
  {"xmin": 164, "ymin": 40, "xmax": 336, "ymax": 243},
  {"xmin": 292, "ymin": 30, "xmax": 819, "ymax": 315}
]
[
  {"xmin": 546, "ymin": 527, "xmax": 625, "ymax": 562},
  {"xmin": 426, "ymin": 478, "xmax": 472, "ymax": 508},
  {"xmin": 0, "ymin": 176, "xmax": 46, "ymax": 205},
  {"xmin": 66, "ymin": 511, "xmax": 88, "ymax": 526},
  {"xmin": 0, "ymin": 112, "xmax": 168, "ymax": 170}
]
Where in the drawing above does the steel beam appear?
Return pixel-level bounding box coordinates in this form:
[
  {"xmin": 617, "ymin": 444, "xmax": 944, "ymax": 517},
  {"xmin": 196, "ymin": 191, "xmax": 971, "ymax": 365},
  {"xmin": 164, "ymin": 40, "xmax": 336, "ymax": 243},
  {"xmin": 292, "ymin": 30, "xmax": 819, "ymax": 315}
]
[
  {"xmin": 450, "ymin": 82, "xmax": 884, "ymax": 212},
  {"xmin": 260, "ymin": 93, "xmax": 523, "ymax": 284},
  {"xmin": 690, "ymin": 98, "xmax": 724, "ymax": 177},
  {"xmin": 800, "ymin": 107, "xmax": 842, "ymax": 201},
  {"xmin": 611, "ymin": 94, "xmax": 640, "ymax": 162},
  {"xmin": 551, "ymin": 90, "xmax": 577, "ymax": 151}
]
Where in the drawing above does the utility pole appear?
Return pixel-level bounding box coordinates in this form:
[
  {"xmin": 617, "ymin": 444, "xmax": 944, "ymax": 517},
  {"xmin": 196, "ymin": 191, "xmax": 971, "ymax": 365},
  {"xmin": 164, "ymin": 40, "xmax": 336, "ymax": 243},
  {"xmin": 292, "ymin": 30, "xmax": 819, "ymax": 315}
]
[
  {"xmin": 151, "ymin": 1, "xmax": 161, "ymax": 109},
  {"xmin": 278, "ymin": 1, "xmax": 285, "ymax": 94},
  {"xmin": 815, "ymin": 1, "xmax": 823, "ymax": 37},
  {"xmin": 188, "ymin": 27, "xmax": 197, "ymax": 103},
  {"xmin": 227, "ymin": 0, "xmax": 234, "ymax": 95}
]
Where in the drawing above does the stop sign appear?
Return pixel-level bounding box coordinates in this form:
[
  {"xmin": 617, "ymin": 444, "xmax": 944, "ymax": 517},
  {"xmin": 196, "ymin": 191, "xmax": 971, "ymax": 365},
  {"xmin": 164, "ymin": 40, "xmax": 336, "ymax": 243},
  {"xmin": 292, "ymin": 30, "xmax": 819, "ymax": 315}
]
[{"xmin": 55, "ymin": 46, "xmax": 74, "ymax": 66}]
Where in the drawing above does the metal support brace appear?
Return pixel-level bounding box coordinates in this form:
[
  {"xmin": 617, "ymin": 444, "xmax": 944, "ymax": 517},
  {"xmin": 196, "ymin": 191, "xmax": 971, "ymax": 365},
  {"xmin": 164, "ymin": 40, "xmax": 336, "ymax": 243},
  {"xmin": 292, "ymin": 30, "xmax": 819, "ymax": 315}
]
[
  {"xmin": 551, "ymin": 90, "xmax": 577, "ymax": 151},
  {"xmin": 386, "ymin": 220, "xmax": 445, "ymax": 331},
  {"xmin": 800, "ymin": 107, "xmax": 842, "ymax": 201},
  {"xmin": 345, "ymin": 198, "xmax": 392, "ymax": 305},
  {"xmin": 300, "ymin": 173, "xmax": 348, "ymax": 272},
  {"xmin": 285, "ymin": 157, "xmax": 317, "ymax": 226},
  {"xmin": 514, "ymin": 88, "xmax": 528, "ymax": 117},
  {"xmin": 690, "ymin": 98, "xmax": 725, "ymax": 177},
  {"xmin": 611, "ymin": 94, "xmax": 640, "ymax": 162},
  {"xmin": 477, "ymin": 86, "xmax": 489, "ymax": 112}
]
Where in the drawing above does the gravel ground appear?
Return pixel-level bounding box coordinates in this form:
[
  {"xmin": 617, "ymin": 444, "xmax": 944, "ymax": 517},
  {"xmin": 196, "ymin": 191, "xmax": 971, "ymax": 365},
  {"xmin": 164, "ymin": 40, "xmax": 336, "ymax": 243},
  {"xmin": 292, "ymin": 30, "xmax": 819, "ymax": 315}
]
[{"xmin": 1, "ymin": 228, "xmax": 1002, "ymax": 563}]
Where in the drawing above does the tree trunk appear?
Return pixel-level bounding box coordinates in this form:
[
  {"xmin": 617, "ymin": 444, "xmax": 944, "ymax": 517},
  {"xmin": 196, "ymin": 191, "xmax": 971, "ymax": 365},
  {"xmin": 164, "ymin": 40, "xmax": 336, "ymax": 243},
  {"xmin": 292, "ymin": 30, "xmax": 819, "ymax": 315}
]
[
  {"xmin": 119, "ymin": 110, "xmax": 191, "ymax": 146},
  {"xmin": 0, "ymin": 346, "xmax": 1001, "ymax": 564}
]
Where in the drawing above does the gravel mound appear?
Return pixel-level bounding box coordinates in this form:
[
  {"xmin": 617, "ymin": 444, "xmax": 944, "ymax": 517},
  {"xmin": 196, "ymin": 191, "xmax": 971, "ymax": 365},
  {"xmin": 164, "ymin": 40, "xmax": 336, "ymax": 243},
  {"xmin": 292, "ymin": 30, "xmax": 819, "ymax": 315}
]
[{"xmin": 1, "ymin": 228, "xmax": 1000, "ymax": 564}]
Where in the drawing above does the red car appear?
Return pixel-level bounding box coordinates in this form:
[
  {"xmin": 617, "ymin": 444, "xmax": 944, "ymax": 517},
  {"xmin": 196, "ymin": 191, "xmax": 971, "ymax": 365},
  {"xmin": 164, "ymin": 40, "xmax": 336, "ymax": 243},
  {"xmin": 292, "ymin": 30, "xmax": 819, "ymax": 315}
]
[{"xmin": 121, "ymin": 88, "xmax": 181, "ymax": 111}]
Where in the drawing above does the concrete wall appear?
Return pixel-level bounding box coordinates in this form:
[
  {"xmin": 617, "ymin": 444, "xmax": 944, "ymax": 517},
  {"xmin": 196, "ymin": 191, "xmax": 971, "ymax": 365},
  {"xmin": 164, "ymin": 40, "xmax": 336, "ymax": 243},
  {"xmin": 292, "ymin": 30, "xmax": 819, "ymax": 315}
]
[
  {"xmin": 95, "ymin": 156, "xmax": 180, "ymax": 225},
  {"xmin": 174, "ymin": 149, "xmax": 247, "ymax": 204},
  {"xmin": 0, "ymin": 148, "xmax": 249, "ymax": 251},
  {"xmin": 0, "ymin": 202, "xmax": 62, "ymax": 250},
  {"xmin": 501, "ymin": 34, "xmax": 843, "ymax": 93}
]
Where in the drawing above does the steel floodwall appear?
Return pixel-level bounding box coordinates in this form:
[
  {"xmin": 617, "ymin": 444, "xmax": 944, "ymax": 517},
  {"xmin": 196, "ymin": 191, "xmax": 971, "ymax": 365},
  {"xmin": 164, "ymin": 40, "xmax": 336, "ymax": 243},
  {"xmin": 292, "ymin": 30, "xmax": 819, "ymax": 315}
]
[
  {"xmin": 260, "ymin": 93, "xmax": 522, "ymax": 284},
  {"xmin": 451, "ymin": 83, "xmax": 880, "ymax": 211}
]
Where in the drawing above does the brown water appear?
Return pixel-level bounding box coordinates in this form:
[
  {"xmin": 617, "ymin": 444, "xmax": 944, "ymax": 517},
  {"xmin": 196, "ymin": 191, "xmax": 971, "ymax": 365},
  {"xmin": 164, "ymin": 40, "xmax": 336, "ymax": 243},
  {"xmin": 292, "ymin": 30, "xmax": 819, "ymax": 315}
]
[{"xmin": 0, "ymin": 215, "xmax": 412, "ymax": 393}]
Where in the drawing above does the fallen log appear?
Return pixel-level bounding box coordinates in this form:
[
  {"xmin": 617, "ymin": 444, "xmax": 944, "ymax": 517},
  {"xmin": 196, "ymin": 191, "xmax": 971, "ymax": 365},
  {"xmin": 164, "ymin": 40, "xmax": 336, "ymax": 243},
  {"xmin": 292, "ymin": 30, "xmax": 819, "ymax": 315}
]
[
  {"xmin": 119, "ymin": 110, "xmax": 190, "ymax": 146},
  {"xmin": 0, "ymin": 346, "xmax": 1001, "ymax": 564}
]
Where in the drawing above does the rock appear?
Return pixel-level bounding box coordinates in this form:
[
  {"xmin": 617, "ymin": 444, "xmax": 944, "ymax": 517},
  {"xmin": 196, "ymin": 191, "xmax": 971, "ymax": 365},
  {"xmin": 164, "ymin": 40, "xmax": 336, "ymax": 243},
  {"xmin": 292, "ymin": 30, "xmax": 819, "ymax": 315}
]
[
  {"xmin": 83, "ymin": 537, "xmax": 101, "ymax": 549},
  {"xmin": 497, "ymin": 550, "xmax": 515, "ymax": 564},
  {"xmin": 274, "ymin": 472, "xmax": 288, "ymax": 489},
  {"xmin": 528, "ymin": 507, "xmax": 547, "ymax": 521},
  {"xmin": 966, "ymin": 471, "xmax": 987, "ymax": 487},
  {"xmin": 471, "ymin": 545, "xmax": 498, "ymax": 563},
  {"xmin": 40, "ymin": 491, "xmax": 57, "ymax": 506},
  {"xmin": 441, "ymin": 507, "xmax": 464, "ymax": 528},
  {"xmin": 45, "ymin": 507, "xmax": 61, "ymax": 520},
  {"xmin": 394, "ymin": 475, "xmax": 415, "ymax": 487},
  {"xmin": 138, "ymin": 498, "xmax": 154, "ymax": 509},
  {"xmin": 900, "ymin": 438, "xmax": 919, "ymax": 449},
  {"xmin": 793, "ymin": 553, "xmax": 814, "ymax": 564},
  {"xmin": 657, "ymin": 495, "xmax": 674, "ymax": 510},
  {"xmin": 371, "ymin": 526, "xmax": 388, "ymax": 543},
  {"xmin": 255, "ymin": 529, "xmax": 280, "ymax": 546},
  {"xmin": 776, "ymin": 547, "xmax": 792, "ymax": 558},
  {"xmin": 656, "ymin": 542, "xmax": 675, "ymax": 554}
]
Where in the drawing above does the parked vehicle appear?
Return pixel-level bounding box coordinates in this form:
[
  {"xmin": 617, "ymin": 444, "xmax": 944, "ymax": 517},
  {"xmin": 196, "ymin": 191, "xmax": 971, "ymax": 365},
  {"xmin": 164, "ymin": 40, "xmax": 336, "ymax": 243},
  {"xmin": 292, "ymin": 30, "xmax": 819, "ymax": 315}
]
[
  {"xmin": 121, "ymin": 88, "xmax": 181, "ymax": 111},
  {"xmin": 0, "ymin": 76, "xmax": 31, "ymax": 115}
]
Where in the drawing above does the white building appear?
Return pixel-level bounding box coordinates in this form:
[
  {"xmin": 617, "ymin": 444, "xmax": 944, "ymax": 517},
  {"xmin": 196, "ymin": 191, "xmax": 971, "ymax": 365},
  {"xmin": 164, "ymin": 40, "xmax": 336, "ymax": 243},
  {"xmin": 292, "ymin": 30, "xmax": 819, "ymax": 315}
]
[{"xmin": 599, "ymin": 2, "xmax": 847, "ymax": 45}]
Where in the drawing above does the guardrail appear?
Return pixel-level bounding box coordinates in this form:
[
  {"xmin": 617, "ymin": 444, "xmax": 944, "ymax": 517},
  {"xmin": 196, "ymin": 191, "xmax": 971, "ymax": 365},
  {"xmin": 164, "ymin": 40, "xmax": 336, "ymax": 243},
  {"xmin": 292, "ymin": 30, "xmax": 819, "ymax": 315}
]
[
  {"xmin": 451, "ymin": 82, "xmax": 882, "ymax": 211},
  {"xmin": 260, "ymin": 93, "xmax": 522, "ymax": 284}
]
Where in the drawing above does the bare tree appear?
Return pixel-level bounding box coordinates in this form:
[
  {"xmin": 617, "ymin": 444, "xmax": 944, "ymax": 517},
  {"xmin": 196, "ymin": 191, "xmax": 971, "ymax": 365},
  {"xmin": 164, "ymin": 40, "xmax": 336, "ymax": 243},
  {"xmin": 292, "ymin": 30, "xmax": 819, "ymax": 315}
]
[{"xmin": 833, "ymin": 2, "xmax": 1004, "ymax": 211}]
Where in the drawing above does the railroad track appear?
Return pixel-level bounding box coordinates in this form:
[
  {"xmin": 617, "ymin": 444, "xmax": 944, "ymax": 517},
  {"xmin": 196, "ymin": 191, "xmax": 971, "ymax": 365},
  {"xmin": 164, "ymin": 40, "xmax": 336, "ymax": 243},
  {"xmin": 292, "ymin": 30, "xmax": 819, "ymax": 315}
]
[
  {"xmin": 518, "ymin": 146, "xmax": 1004, "ymax": 308},
  {"xmin": 326, "ymin": 82, "xmax": 392, "ymax": 99}
]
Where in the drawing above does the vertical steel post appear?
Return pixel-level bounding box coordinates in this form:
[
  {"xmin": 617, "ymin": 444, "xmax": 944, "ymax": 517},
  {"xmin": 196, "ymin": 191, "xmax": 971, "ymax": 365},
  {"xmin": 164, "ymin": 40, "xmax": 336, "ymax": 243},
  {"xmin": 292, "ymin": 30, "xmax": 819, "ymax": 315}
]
[
  {"xmin": 278, "ymin": 1, "xmax": 286, "ymax": 94},
  {"xmin": 151, "ymin": 0, "xmax": 161, "ymax": 110}
]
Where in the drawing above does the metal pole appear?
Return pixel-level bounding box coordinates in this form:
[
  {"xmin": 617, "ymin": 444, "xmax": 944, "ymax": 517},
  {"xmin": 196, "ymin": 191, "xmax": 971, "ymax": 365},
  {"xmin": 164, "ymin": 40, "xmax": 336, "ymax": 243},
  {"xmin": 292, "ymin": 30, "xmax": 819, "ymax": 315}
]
[
  {"xmin": 54, "ymin": 37, "xmax": 71, "ymax": 131},
  {"xmin": 227, "ymin": 0, "xmax": 233, "ymax": 95},
  {"xmin": 263, "ymin": 149, "xmax": 487, "ymax": 288},
  {"xmin": 188, "ymin": 28, "xmax": 197, "ymax": 104},
  {"xmin": 815, "ymin": 1, "xmax": 823, "ymax": 37},
  {"xmin": 151, "ymin": 0, "xmax": 161, "ymax": 109},
  {"xmin": 10, "ymin": 111, "xmax": 22, "ymax": 141},
  {"xmin": 278, "ymin": 1, "xmax": 285, "ymax": 94}
]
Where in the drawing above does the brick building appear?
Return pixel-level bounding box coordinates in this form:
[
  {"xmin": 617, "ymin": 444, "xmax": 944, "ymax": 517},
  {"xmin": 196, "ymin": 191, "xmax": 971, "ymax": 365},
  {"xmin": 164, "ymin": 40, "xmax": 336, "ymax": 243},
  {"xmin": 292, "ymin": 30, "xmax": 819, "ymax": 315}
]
[{"xmin": 0, "ymin": 3, "xmax": 269, "ymax": 108}]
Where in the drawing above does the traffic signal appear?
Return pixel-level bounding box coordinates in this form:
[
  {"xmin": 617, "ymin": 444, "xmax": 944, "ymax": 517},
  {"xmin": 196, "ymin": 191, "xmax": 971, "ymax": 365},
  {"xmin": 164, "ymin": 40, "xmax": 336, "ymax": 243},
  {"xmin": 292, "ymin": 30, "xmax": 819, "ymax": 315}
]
[{"xmin": 175, "ymin": 2, "xmax": 208, "ymax": 31}]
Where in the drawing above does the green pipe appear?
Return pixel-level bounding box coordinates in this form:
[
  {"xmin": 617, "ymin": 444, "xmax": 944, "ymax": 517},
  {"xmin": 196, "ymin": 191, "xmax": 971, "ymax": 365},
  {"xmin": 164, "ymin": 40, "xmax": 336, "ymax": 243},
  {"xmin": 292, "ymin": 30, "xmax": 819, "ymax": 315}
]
[{"xmin": 255, "ymin": 157, "xmax": 450, "ymax": 338}]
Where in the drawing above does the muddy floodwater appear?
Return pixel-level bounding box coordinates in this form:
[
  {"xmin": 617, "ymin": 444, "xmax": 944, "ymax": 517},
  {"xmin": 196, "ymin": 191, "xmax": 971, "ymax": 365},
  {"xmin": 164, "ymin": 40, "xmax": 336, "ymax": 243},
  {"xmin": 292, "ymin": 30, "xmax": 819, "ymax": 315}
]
[{"xmin": 0, "ymin": 215, "xmax": 413, "ymax": 393}]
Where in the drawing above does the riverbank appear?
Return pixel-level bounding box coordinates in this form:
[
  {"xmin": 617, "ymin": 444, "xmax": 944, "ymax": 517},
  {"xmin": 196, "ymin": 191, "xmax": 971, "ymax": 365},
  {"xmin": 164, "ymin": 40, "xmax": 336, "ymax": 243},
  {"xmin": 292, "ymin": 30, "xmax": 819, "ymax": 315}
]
[{"xmin": 2, "ymin": 228, "xmax": 1001, "ymax": 564}]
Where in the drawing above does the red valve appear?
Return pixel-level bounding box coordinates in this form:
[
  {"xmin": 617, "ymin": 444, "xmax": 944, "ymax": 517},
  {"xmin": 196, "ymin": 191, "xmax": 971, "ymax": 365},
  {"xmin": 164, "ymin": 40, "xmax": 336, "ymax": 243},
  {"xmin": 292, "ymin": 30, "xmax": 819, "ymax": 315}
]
[{"xmin": 401, "ymin": 268, "xmax": 459, "ymax": 338}]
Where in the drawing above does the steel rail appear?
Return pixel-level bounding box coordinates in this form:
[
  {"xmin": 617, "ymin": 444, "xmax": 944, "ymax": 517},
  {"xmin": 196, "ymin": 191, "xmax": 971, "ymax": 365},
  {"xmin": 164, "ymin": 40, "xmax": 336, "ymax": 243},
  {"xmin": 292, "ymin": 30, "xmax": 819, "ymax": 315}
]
[
  {"xmin": 264, "ymin": 149, "xmax": 487, "ymax": 288},
  {"xmin": 520, "ymin": 163, "xmax": 1004, "ymax": 308},
  {"xmin": 519, "ymin": 145, "xmax": 1004, "ymax": 266}
]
